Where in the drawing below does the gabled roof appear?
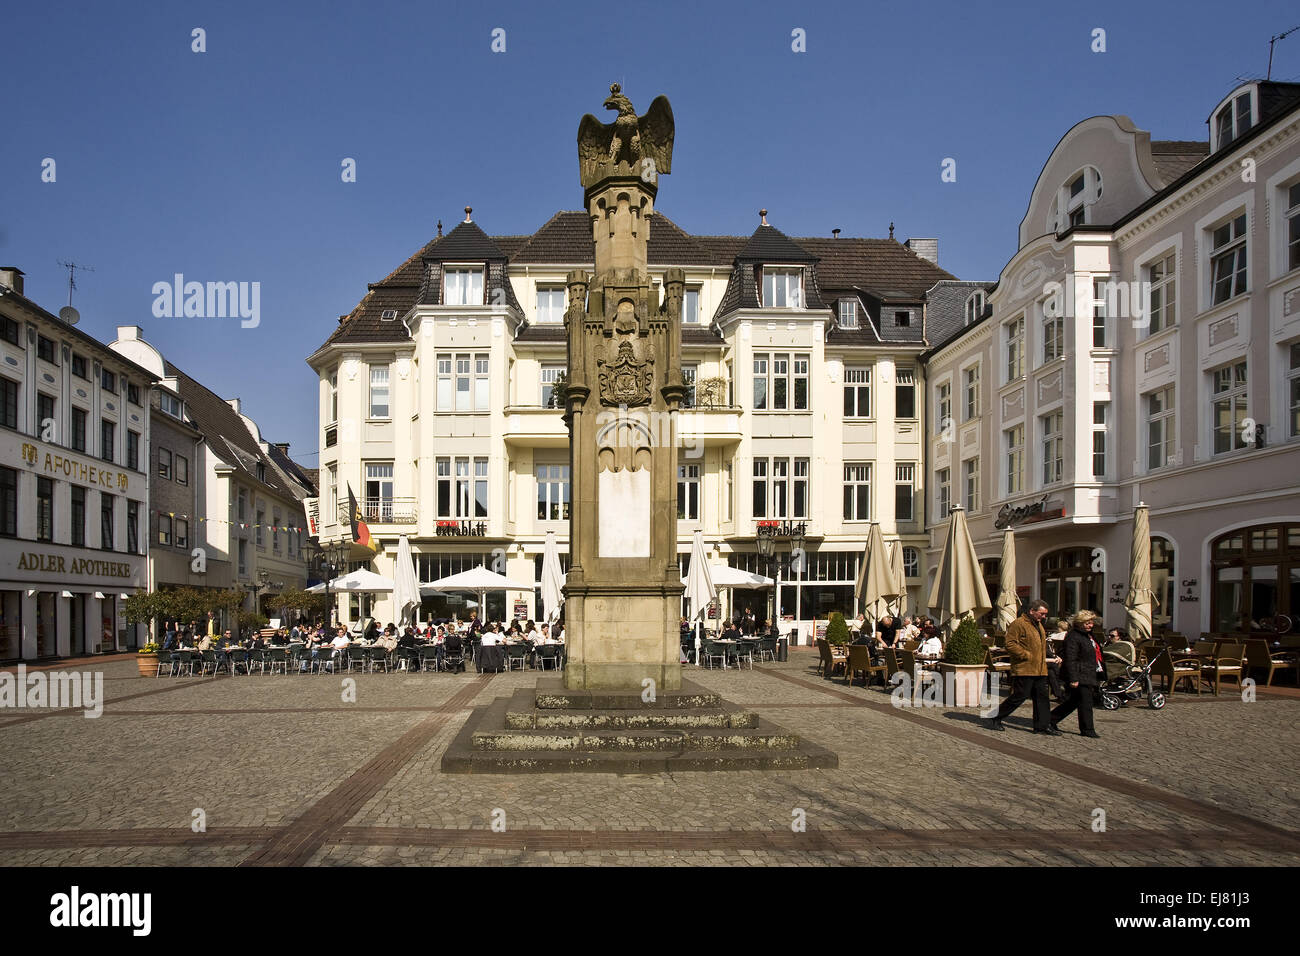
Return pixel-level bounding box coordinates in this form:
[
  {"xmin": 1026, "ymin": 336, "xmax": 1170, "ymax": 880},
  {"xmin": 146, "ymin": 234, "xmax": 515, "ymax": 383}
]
[
  {"xmin": 427, "ymin": 219, "xmax": 509, "ymax": 262},
  {"xmin": 735, "ymin": 223, "xmax": 818, "ymax": 263}
]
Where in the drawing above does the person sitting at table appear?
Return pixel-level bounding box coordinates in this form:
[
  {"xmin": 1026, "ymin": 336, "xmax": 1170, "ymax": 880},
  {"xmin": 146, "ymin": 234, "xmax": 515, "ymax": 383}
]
[
  {"xmin": 917, "ymin": 631, "xmax": 944, "ymax": 658},
  {"xmin": 898, "ymin": 616, "xmax": 919, "ymax": 643},
  {"xmin": 481, "ymin": 627, "xmax": 503, "ymax": 647}
]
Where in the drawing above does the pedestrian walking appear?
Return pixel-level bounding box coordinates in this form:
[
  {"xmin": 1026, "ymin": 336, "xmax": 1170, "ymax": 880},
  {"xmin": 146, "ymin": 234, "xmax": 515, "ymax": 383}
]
[
  {"xmin": 1051, "ymin": 609, "xmax": 1104, "ymax": 738},
  {"xmin": 986, "ymin": 598, "xmax": 1061, "ymax": 734}
]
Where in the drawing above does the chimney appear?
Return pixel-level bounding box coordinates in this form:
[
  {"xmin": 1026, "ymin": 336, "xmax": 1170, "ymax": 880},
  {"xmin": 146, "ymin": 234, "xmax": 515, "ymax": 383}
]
[
  {"xmin": 905, "ymin": 238, "xmax": 939, "ymax": 265},
  {"xmin": 831, "ymin": 228, "xmax": 841, "ymax": 239},
  {"xmin": 274, "ymin": 442, "xmax": 290, "ymax": 455},
  {"xmin": 0, "ymin": 267, "xmax": 25, "ymax": 296},
  {"xmin": 116, "ymin": 325, "xmax": 143, "ymax": 341},
  {"xmin": 227, "ymin": 398, "xmax": 241, "ymax": 414}
]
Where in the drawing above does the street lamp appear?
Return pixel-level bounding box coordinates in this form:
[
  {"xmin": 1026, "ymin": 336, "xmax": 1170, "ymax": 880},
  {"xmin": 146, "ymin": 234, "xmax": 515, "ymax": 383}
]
[{"xmin": 756, "ymin": 532, "xmax": 775, "ymax": 632}]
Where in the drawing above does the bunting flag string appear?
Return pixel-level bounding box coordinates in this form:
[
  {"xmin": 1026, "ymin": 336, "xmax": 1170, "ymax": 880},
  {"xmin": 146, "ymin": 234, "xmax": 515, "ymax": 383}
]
[{"xmin": 146, "ymin": 508, "xmax": 308, "ymax": 533}]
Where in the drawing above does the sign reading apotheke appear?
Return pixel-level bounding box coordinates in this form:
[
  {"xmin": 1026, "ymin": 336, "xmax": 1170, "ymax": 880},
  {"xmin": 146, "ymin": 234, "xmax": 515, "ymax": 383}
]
[
  {"xmin": 19, "ymin": 442, "xmax": 132, "ymax": 493},
  {"xmin": 2, "ymin": 541, "xmax": 145, "ymax": 588}
]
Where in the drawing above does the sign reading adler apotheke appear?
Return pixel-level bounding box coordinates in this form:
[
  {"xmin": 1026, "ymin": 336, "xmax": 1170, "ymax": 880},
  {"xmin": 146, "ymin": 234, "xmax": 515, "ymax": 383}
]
[{"xmin": 3, "ymin": 541, "xmax": 145, "ymax": 588}]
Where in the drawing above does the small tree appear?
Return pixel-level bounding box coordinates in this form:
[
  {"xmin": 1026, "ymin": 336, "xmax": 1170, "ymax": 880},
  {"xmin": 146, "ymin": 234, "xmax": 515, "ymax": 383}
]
[
  {"xmin": 825, "ymin": 611, "xmax": 851, "ymax": 646},
  {"xmin": 547, "ymin": 371, "xmax": 569, "ymax": 409},
  {"xmin": 271, "ymin": 588, "xmax": 327, "ymax": 621},
  {"xmin": 695, "ymin": 376, "xmax": 728, "ymax": 409},
  {"xmin": 943, "ymin": 615, "xmax": 986, "ymax": 666}
]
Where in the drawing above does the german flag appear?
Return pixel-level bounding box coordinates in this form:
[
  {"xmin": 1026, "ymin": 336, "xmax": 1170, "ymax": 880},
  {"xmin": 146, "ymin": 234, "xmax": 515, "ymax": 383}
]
[{"xmin": 347, "ymin": 485, "xmax": 377, "ymax": 551}]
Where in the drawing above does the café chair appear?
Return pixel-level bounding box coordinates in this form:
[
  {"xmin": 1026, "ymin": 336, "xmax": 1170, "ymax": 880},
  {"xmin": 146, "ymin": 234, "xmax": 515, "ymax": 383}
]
[
  {"xmin": 1201, "ymin": 643, "xmax": 1245, "ymax": 696},
  {"xmin": 1243, "ymin": 638, "xmax": 1299, "ymax": 686}
]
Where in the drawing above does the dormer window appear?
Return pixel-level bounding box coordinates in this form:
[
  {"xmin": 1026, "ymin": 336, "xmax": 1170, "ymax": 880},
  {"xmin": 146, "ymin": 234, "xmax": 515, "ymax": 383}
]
[
  {"xmin": 964, "ymin": 291, "xmax": 985, "ymax": 326},
  {"xmin": 159, "ymin": 392, "xmax": 183, "ymax": 419},
  {"xmin": 1213, "ymin": 91, "xmax": 1253, "ymax": 150},
  {"xmin": 1048, "ymin": 166, "xmax": 1103, "ymax": 234},
  {"xmin": 895, "ymin": 311, "xmax": 911, "ymax": 328},
  {"xmin": 760, "ymin": 268, "xmax": 803, "ymax": 309},
  {"xmin": 683, "ymin": 288, "xmax": 700, "ymax": 324},
  {"xmin": 443, "ymin": 266, "xmax": 485, "ymax": 306},
  {"xmin": 838, "ymin": 299, "xmax": 858, "ymax": 328},
  {"xmin": 536, "ymin": 287, "xmax": 565, "ymax": 323}
]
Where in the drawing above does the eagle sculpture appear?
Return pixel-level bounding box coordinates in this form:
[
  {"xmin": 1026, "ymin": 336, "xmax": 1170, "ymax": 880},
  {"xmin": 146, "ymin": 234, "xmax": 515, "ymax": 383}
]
[{"xmin": 577, "ymin": 84, "xmax": 674, "ymax": 188}]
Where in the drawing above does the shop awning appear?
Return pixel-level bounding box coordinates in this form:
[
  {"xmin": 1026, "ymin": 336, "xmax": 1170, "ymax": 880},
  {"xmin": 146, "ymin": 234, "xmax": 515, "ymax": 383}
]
[
  {"xmin": 94, "ymin": 591, "xmax": 105, "ymax": 599},
  {"xmin": 61, "ymin": 590, "xmax": 73, "ymax": 598}
]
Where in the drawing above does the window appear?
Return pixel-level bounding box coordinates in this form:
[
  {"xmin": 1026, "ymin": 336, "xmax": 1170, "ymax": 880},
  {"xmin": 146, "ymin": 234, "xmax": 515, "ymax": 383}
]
[
  {"xmin": 327, "ymin": 369, "xmax": 338, "ymax": 423},
  {"xmin": 100, "ymin": 420, "xmax": 115, "ymax": 463},
  {"xmin": 127, "ymin": 500, "xmax": 139, "ymax": 554},
  {"xmin": 443, "ymin": 267, "xmax": 484, "ymax": 306},
  {"xmin": 751, "ymin": 459, "xmax": 767, "ymax": 518},
  {"xmin": 257, "ymin": 462, "xmax": 265, "ymax": 484},
  {"xmin": 843, "ymin": 367, "xmax": 871, "ymax": 417},
  {"xmin": 0, "ymin": 377, "xmax": 17, "ymax": 430},
  {"xmin": 963, "ymin": 365, "xmax": 980, "ymax": 420},
  {"xmin": 1006, "ymin": 425, "xmax": 1024, "ymax": 495},
  {"xmin": 101, "ymin": 369, "xmax": 116, "ymax": 393},
  {"xmin": 174, "ymin": 516, "xmax": 187, "ymax": 550},
  {"xmin": 100, "ymin": 493, "xmax": 114, "ymax": 551},
  {"xmin": 1212, "ymin": 361, "xmax": 1249, "ymax": 454},
  {"xmin": 902, "ymin": 547, "xmax": 919, "ymax": 578},
  {"xmin": 1289, "ymin": 344, "xmax": 1300, "ymax": 439},
  {"xmin": 237, "ymin": 487, "xmax": 247, "ymax": 521},
  {"xmin": 1043, "ymin": 312, "xmax": 1064, "ymax": 363},
  {"xmin": 158, "ymin": 447, "xmax": 172, "ymax": 480},
  {"xmin": 0, "ymin": 315, "xmax": 17, "ymax": 345},
  {"xmin": 0, "ymin": 467, "xmax": 14, "ymax": 537},
  {"xmin": 159, "ymin": 513, "xmax": 172, "ymax": 546},
  {"xmin": 723, "ymin": 461, "xmax": 733, "ymax": 522},
  {"xmin": 681, "ymin": 364, "xmax": 697, "ymax": 408},
  {"xmin": 1146, "ymin": 253, "xmax": 1176, "ymax": 334},
  {"xmin": 70, "ymin": 486, "xmax": 85, "ymax": 546},
  {"xmin": 895, "ymin": 464, "xmax": 915, "ymax": 521},
  {"xmin": 1039, "ymin": 547, "xmax": 1105, "ymax": 620},
  {"xmin": 325, "ymin": 467, "xmax": 336, "ymax": 521},
  {"xmin": 760, "ymin": 268, "xmax": 802, "ymax": 308},
  {"xmin": 127, "ymin": 431, "xmax": 139, "ymax": 471},
  {"xmin": 935, "ymin": 468, "xmax": 950, "ymax": 520},
  {"xmin": 683, "ymin": 288, "xmax": 700, "ymax": 324},
  {"xmin": 1092, "ymin": 278, "xmax": 1109, "ymax": 348},
  {"xmin": 1214, "ymin": 91, "xmax": 1253, "ymax": 148},
  {"xmin": 438, "ymin": 457, "xmax": 489, "ymax": 519},
  {"xmin": 1005, "ymin": 315, "xmax": 1024, "ymax": 380},
  {"xmin": 127, "ymin": 383, "xmax": 141, "ymax": 405},
  {"xmin": 964, "ymin": 457, "xmax": 980, "ymax": 513},
  {"xmin": 964, "ymin": 291, "xmax": 985, "ymax": 326},
  {"xmin": 37, "ymin": 335, "xmax": 56, "ymax": 363},
  {"xmin": 541, "ymin": 364, "xmax": 566, "ymax": 408},
  {"xmin": 36, "ymin": 477, "xmax": 53, "ymax": 542},
  {"xmin": 238, "ymin": 539, "xmax": 247, "ymax": 576},
  {"xmin": 1209, "ymin": 522, "xmax": 1300, "ymax": 633},
  {"xmin": 1092, "ymin": 402, "xmax": 1108, "ymax": 478},
  {"xmin": 37, "ymin": 393, "xmax": 55, "ymax": 436},
  {"xmin": 536, "ymin": 464, "xmax": 570, "ymax": 521},
  {"xmin": 365, "ymin": 462, "xmax": 394, "ymax": 522},
  {"xmin": 838, "ymin": 299, "xmax": 858, "ymax": 328},
  {"xmin": 894, "ymin": 310, "xmax": 911, "ymax": 328},
  {"xmin": 256, "ymin": 508, "xmax": 265, "ymax": 547},
  {"xmin": 536, "ymin": 287, "xmax": 565, "ymax": 323},
  {"xmin": 159, "ymin": 391, "xmax": 182, "ymax": 418},
  {"xmin": 1049, "ymin": 166, "xmax": 1103, "ymax": 233},
  {"xmin": 677, "ymin": 464, "xmax": 700, "ymax": 520},
  {"xmin": 173, "ymin": 454, "xmax": 187, "ymax": 485},
  {"xmin": 272, "ymin": 510, "xmax": 281, "ymax": 552},
  {"xmin": 1288, "ymin": 183, "xmax": 1300, "ymax": 273},
  {"xmin": 843, "ymin": 463, "xmax": 872, "ymax": 521},
  {"xmin": 936, "ymin": 382, "xmax": 952, "ymax": 433},
  {"xmin": 1041, "ymin": 411, "xmax": 1063, "ymax": 485},
  {"xmin": 438, "ymin": 352, "xmax": 490, "ymax": 411},
  {"xmin": 71, "ymin": 408, "xmax": 87, "ymax": 452},
  {"xmin": 369, "ymin": 365, "xmax": 390, "ymax": 418},
  {"xmin": 770, "ymin": 458, "xmax": 789, "ymax": 517},
  {"xmin": 793, "ymin": 458, "xmax": 808, "ymax": 518},
  {"xmin": 895, "ymin": 367, "xmax": 916, "ymax": 419},
  {"xmin": 751, "ymin": 353, "xmax": 810, "ymax": 411},
  {"xmin": 71, "ymin": 354, "xmax": 87, "ymax": 379},
  {"xmin": 472, "ymin": 458, "xmax": 488, "ymax": 517},
  {"xmin": 1210, "ymin": 214, "xmax": 1248, "ymax": 305},
  {"xmin": 752, "ymin": 356, "xmax": 767, "ymax": 410},
  {"xmin": 1146, "ymin": 386, "xmax": 1176, "ymax": 470}
]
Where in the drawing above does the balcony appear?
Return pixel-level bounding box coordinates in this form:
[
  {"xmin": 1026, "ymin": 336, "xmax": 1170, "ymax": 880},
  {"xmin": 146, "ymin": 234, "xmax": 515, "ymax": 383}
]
[
  {"xmin": 338, "ymin": 498, "xmax": 419, "ymax": 526},
  {"xmin": 503, "ymin": 407, "xmax": 568, "ymax": 448},
  {"xmin": 677, "ymin": 407, "xmax": 743, "ymax": 447}
]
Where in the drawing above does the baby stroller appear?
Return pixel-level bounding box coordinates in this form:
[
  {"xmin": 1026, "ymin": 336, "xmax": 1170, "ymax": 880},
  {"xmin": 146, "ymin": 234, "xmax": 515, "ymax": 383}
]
[
  {"xmin": 1099, "ymin": 645, "xmax": 1166, "ymax": 710},
  {"xmin": 442, "ymin": 634, "xmax": 466, "ymax": 674}
]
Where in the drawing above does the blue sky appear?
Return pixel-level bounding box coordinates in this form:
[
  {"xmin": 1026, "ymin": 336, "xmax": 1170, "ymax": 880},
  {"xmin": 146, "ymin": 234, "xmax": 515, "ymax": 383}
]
[{"xmin": 4, "ymin": 0, "xmax": 1298, "ymax": 466}]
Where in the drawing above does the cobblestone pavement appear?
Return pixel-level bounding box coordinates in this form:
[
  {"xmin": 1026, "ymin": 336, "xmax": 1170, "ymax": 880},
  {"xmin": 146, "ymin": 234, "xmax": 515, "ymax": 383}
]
[{"xmin": 0, "ymin": 649, "xmax": 1295, "ymax": 866}]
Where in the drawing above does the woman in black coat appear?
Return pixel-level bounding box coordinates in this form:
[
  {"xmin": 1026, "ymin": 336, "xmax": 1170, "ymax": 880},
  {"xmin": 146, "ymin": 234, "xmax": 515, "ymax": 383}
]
[{"xmin": 1050, "ymin": 609, "xmax": 1104, "ymax": 738}]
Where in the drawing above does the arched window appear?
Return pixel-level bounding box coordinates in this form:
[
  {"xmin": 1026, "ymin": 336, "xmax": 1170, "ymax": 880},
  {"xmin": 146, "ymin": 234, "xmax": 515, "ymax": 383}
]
[
  {"xmin": 1210, "ymin": 523, "xmax": 1300, "ymax": 634},
  {"xmin": 1049, "ymin": 166, "xmax": 1103, "ymax": 234},
  {"xmin": 1038, "ymin": 547, "xmax": 1104, "ymax": 620}
]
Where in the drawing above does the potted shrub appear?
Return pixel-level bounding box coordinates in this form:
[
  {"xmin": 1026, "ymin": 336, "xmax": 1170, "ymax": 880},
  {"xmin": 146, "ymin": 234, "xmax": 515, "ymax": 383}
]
[
  {"xmin": 937, "ymin": 615, "xmax": 987, "ymax": 706},
  {"xmin": 136, "ymin": 641, "xmax": 164, "ymax": 677},
  {"xmin": 825, "ymin": 612, "xmax": 850, "ymax": 647}
]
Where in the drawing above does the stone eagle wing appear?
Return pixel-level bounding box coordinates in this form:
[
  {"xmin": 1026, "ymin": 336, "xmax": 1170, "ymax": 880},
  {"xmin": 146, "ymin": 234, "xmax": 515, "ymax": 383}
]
[
  {"xmin": 637, "ymin": 95, "xmax": 674, "ymax": 176},
  {"xmin": 577, "ymin": 112, "xmax": 612, "ymax": 185}
]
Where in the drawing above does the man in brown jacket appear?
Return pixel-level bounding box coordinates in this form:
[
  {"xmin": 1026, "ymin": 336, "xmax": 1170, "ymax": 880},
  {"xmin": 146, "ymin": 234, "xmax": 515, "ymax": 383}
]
[{"xmin": 986, "ymin": 599, "xmax": 1061, "ymax": 734}]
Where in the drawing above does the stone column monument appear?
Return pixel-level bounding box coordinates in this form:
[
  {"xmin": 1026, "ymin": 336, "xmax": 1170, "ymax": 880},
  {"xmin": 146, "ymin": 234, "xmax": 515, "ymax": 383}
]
[{"xmin": 562, "ymin": 85, "xmax": 684, "ymax": 690}]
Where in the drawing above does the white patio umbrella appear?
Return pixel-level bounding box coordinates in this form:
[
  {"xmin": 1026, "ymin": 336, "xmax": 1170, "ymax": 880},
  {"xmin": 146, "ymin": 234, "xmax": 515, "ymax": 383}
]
[
  {"xmin": 995, "ymin": 529, "xmax": 1019, "ymax": 634},
  {"xmin": 855, "ymin": 523, "xmax": 900, "ymax": 631},
  {"xmin": 1124, "ymin": 502, "xmax": 1156, "ymax": 643},
  {"xmin": 682, "ymin": 530, "xmax": 717, "ymax": 666},
  {"xmin": 927, "ymin": 505, "xmax": 992, "ymax": 632},
  {"xmin": 680, "ymin": 564, "xmax": 772, "ymax": 630},
  {"xmin": 420, "ymin": 565, "xmax": 534, "ymax": 623},
  {"xmin": 541, "ymin": 531, "xmax": 565, "ymax": 624},
  {"xmin": 889, "ymin": 540, "xmax": 907, "ymax": 617},
  {"xmin": 307, "ymin": 568, "xmax": 395, "ymax": 593},
  {"xmin": 393, "ymin": 535, "xmax": 421, "ymax": 625}
]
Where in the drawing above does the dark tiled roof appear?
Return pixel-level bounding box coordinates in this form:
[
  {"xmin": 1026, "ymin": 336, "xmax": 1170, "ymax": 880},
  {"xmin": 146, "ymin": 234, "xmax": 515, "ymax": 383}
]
[
  {"xmin": 798, "ymin": 238, "xmax": 953, "ymax": 299},
  {"xmin": 514, "ymin": 325, "xmax": 567, "ymax": 343},
  {"xmin": 267, "ymin": 443, "xmax": 316, "ymax": 497},
  {"xmin": 922, "ymin": 280, "xmax": 998, "ymax": 353},
  {"xmin": 508, "ymin": 211, "xmax": 717, "ymax": 265},
  {"xmin": 298, "ymin": 466, "xmax": 319, "ymax": 492},
  {"xmin": 427, "ymin": 220, "xmax": 508, "ymax": 262},
  {"xmin": 164, "ymin": 361, "xmax": 304, "ymax": 503},
  {"xmin": 736, "ymin": 224, "xmax": 817, "ymax": 262},
  {"xmin": 1150, "ymin": 140, "xmax": 1209, "ymax": 185},
  {"xmin": 318, "ymin": 285, "xmax": 419, "ymax": 349}
]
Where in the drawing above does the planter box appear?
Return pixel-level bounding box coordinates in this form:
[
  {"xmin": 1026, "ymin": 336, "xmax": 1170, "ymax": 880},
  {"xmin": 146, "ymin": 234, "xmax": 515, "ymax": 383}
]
[
  {"xmin": 137, "ymin": 655, "xmax": 163, "ymax": 677},
  {"xmin": 936, "ymin": 662, "xmax": 986, "ymax": 707}
]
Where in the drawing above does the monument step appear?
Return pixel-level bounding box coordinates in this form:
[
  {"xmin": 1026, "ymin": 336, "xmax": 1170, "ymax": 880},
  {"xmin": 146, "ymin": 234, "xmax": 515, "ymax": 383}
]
[
  {"xmin": 506, "ymin": 708, "xmax": 760, "ymax": 730},
  {"xmin": 473, "ymin": 726, "xmax": 799, "ymax": 752},
  {"xmin": 532, "ymin": 677, "xmax": 722, "ymax": 711},
  {"xmin": 442, "ymin": 746, "xmax": 838, "ymax": 774}
]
